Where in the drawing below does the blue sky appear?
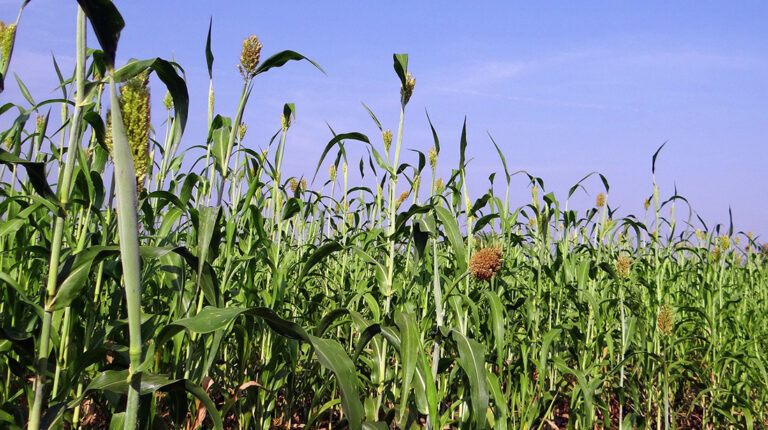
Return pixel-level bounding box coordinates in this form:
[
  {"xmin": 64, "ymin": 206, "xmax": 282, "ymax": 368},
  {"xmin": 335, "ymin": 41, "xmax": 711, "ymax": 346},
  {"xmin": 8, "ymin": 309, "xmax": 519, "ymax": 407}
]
[{"xmin": 3, "ymin": 1, "xmax": 767, "ymax": 239}]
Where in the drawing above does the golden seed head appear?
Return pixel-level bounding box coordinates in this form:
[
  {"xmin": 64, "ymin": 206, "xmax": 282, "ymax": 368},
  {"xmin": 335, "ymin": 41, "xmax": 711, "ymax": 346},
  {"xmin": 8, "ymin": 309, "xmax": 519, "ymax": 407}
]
[
  {"xmin": 382, "ymin": 129, "xmax": 392, "ymax": 152},
  {"xmin": 119, "ymin": 71, "xmax": 151, "ymax": 191},
  {"xmin": 280, "ymin": 113, "xmax": 290, "ymax": 131},
  {"xmin": 644, "ymin": 198, "xmax": 651, "ymax": 211},
  {"xmin": 428, "ymin": 146, "xmax": 437, "ymax": 169},
  {"xmin": 238, "ymin": 35, "xmax": 262, "ymax": 78},
  {"xmin": 616, "ymin": 255, "xmax": 632, "ymax": 279},
  {"xmin": 401, "ymin": 72, "xmax": 416, "ymax": 105},
  {"xmin": 748, "ymin": 231, "xmax": 754, "ymax": 241},
  {"xmin": 711, "ymin": 246, "xmax": 722, "ymax": 261},
  {"xmin": 696, "ymin": 229, "xmax": 704, "ymax": 241},
  {"xmin": 531, "ymin": 185, "xmax": 538, "ymax": 204},
  {"xmin": 163, "ymin": 91, "xmax": 173, "ymax": 110},
  {"xmin": 435, "ymin": 177, "xmax": 445, "ymax": 192},
  {"xmin": 657, "ymin": 304, "xmax": 674, "ymax": 336},
  {"xmin": 300, "ymin": 178, "xmax": 307, "ymax": 191},
  {"xmin": 469, "ymin": 247, "xmax": 503, "ymax": 281},
  {"xmin": 396, "ymin": 190, "xmax": 410, "ymax": 208},
  {"xmin": 718, "ymin": 235, "xmax": 730, "ymax": 249},
  {"xmin": 596, "ymin": 192, "xmax": 606, "ymax": 208},
  {"xmin": 0, "ymin": 22, "xmax": 17, "ymax": 71},
  {"xmin": 328, "ymin": 164, "xmax": 337, "ymax": 181},
  {"xmin": 238, "ymin": 123, "xmax": 248, "ymax": 141},
  {"xmin": 35, "ymin": 115, "xmax": 45, "ymax": 135},
  {"xmin": 289, "ymin": 178, "xmax": 299, "ymax": 193}
]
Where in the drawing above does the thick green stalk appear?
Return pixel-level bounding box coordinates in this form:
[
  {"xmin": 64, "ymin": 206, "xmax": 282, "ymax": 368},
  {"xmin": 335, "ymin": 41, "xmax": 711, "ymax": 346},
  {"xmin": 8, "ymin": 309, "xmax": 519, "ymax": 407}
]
[
  {"xmin": 28, "ymin": 10, "xmax": 86, "ymax": 429},
  {"xmin": 108, "ymin": 71, "xmax": 144, "ymax": 430},
  {"xmin": 217, "ymin": 79, "xmax": 250, "ymax": 205}
]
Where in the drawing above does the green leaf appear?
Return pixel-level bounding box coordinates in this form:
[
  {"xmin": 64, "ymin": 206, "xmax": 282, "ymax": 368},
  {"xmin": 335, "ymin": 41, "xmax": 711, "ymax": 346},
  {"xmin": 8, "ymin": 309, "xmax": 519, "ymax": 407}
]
[
  {"xmin": 312, "ymin": 132, "xmax": 370, "ymax": 182},
  {"xmin": 73, "ymin": 370, "xmax": 223, "ymax": 430},
  {"xmin": 394, "ymin": 312, "xmax": 419, "ymax": 425},
  {"xmin": 77, "ymin": 0, "xmax": 124, "ymax": 68},
  {"xmin": 484, "ymin": 291, "xmax": 505, "ymax": 366},
  {"xmin": 112, "ymin": 58, "xmax": 189, "ymax": 148},
  {"xmin": 155, "ymin": 307, "xmax": 363, "ymax": 429},
  {"xmin": 13, "ymin": 73, "xmax": 34, "ymax": 106},
  {"xmin": 254, "ymin": 50, "xmax": 325, "ymax": 76},
  {"xmin": 308, "ymin": 335, "xmax": 363, "ymax": 430},
  {"xmin": 205, "ymin": 17, "xmax": 214, "ymax": 79},
  {"xmin": 296, "ymin": 241, "xmax": 342, "ymax": 285},
  {"xmin": 486, "ymin": 370, "xmax": 508, "ymax": 430},
  {"xmin": 393, "ymin": 53, "xmax": 408, "ymax": 88},
  {"xmin": 459, "ymin": 117, "xmax": 468, "ymax": 170},
  {"xmin": 451, "ymin": 330, "xmax": 488, "ymax": 428},
  {"xmin": 434, "ymin": 206, "xmax": 467, "ymax": 273},
  {"xmin": 488, "ymin": 133, "xmax": 509, "ymax": 181},
  {"xmin": 0, "ymin": 149, "xmax": 60, "ymax": 213}
]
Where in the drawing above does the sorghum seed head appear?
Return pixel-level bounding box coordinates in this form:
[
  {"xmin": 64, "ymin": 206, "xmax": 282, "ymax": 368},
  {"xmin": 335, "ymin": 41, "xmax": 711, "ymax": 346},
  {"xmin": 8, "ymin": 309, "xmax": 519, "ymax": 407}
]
[
  {"xmin": 396, "ymin": 190, "xmax": 409, "ymax": 208},
  {"xmin": 435, "ymin": 177, "xmax": 444, "ymax": 192},
  {"xmin": 163, "ymin": 91, "xmax": 173, "ymax": 110},
  {"xmin": 35, "ymin": 115, "xmax": 45, "ymax": 135},
  {"xmin": 328, "ymin": 164, "xmax": 337, "ymax": 181},
  {"xmin": 711, "ymin": 246, "xmax": 722, "ymax": 261},
  {"xmin": 280, "ymin": 113, "xmax": 290, "ymax": 131},
  {"xmin": 596, "ymin": 192, "xmax": 606, "ymax": 208},
  {"xmin": 401, "ymin": 72, "xmax": 416, "ymax": 105},
  {"xmin": 616, "ymin": 255, "xmax": 632, "ymax": 279},
  {"xmin": 238, "ymin": 123, "xmax": 248, "ymax": 141},
  {"xmin": 0, "ymin": 22, "xmax": 17, "ymax": 72},
  {"xmin": 382, "ymin": 129, "xmax": 392, "ymax": 152},
  {"xmin": 644, "ymin": 198, "xmax": 651, "ymax": 211},
  {"xmin": 657, "ymin": 304, "xmax": 674, "ymax": 336},
  {"xmin": 342, "ymin": 162, "xmax": 348, "ymax": 179},
  {"xmin": 120, "ymin": 71, "xmax": 151, "ymax": 191},
  {"xmin": 469, "ymin": 247, "xmax": 503, "ymax": 281},
  {"xmin": 238, "ymin": 35, "xmax": 262, "ymax": 78},
  {"xmin": 428, "ymin": 146, "xmax": 437, "ymax": 170},
  {"xmin": 718, "ymin": 235, "xmax": 730, "ymax": 249},
  {"xmin": 289, "ymin": 178, "xmax": 299, "ymax": 193},
  {"xmin": 696, "ymin": 229, "xmax": 704, "ymax": 241},
  {"xmin": 300, "ymin": 178, "xmax": 307, "ymax": 191}
]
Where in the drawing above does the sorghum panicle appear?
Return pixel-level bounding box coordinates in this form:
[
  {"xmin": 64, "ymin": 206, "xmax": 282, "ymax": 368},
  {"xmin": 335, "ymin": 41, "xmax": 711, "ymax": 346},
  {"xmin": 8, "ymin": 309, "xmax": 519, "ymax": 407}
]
[
  {"xmin": 435, "ymin": 177, "xmax": 444, "ymax": 192},
  {"xmin": 238, "ymin": 35, "xmax": 262, "ymax": 79},
  {"xmin": 596, "ymin": 192, "xmax": 606, "ymax": 208},
  {"xmin": 0, "ymin": 21, "xmax": 17, "ymax": 72},
  {"xmin": 428, "ymin": 146, "xmax": 437, "ymax": 170},
  {"xmin": 616, "ymin": 255, "xmax": 632, "ymax": 279},
  {"xmin": 382, "ymin": 129, "xmax": 392, "ymax": 153},
  {"xmin": 401, "ymin": 72, "xmax": 415, "ymax": 106},
  {"xmin": 657, "ymin": 304, "xmax": 674, "ymax": 336},
  {"xmin": 469, "ymin": 247, "xmax": 503, "ymax": 281}
]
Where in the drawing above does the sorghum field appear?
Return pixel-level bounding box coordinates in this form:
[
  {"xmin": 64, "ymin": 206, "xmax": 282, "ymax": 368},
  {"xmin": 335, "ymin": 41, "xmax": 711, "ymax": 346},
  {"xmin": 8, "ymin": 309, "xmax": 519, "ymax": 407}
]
[{"xmin": 1, "ymin": 2, "xmax": 767, "ymax": 429}]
